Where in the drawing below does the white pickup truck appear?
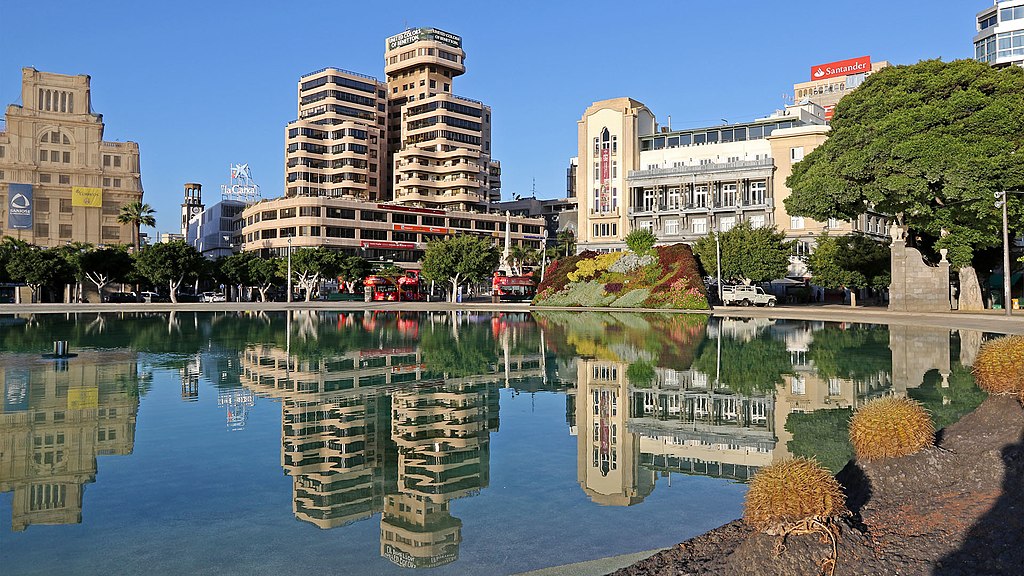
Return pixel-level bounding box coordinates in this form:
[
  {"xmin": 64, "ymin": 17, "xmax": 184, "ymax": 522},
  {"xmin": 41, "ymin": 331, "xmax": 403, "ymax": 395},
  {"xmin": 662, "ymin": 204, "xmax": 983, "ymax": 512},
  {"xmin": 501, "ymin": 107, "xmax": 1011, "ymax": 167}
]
[{"xmin": 721, "ymin": 285, "xmax": 777, "ymax": 307}]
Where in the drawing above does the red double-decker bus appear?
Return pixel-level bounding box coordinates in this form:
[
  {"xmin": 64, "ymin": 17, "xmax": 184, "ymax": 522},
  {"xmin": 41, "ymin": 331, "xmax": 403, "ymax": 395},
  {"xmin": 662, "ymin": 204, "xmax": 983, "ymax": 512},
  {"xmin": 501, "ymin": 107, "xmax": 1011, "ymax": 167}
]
[
  {"xmin": 365, "ymin": 270, "xmax": 426, "ymax": 302},
  {"xmin": 492, "ymin": 272, "xmax": 537, "ymax": 302}
]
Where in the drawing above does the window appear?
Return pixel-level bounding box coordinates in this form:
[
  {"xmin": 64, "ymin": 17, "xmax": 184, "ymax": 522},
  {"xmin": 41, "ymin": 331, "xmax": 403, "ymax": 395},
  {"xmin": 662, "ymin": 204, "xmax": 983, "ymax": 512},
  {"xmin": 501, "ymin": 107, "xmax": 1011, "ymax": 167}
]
[
  {"xmin": 393, "ymin": 213, "xmax": 417, "ymax": 224},
  {"xmin": 791, "ymin": 376, "xmax": 806, "ymax": 395},
  {"xmin": 790, "ymin": 216, "xmax": 805, "ymax": 230},
  {"xmin": 113, "ymin": 178, "xmax": 121, "ymax": 188},
  {"xmin": 665, "ymin": 219, "xmax": 679, "ymax": 235},
  {"xmin": 62, "ymin": 151, "xmax": 70, "ymax": 163},
  {"xmin": 39, "ymin": 173, "xmax": 51, "ymax": 183},
  {"xmin": 40, "ymin": 150, "xmax": 48, "ymax": 162},
  {"xmin": 749, "ymin": 181, "xmax": 767, "ymax": 205},
  {"xmin": 103, "ymin": 155, "xmax": 111, "ymax": 167},
  {"xmin": 692, "ymin": 218, "xmax": 708, "ymax": 234},
  {"xmin": 720, "ymin": 216, "xmax": 736, "ymax": 232},
  {"xmin": 694, "ymin": 185, "xmax": 708, "ymax": 208},
  {"xmin": 35, "ymin": 223, "xmax": 49, "ymax": 236},
  {"xmin": 828, "ymin": 218, "xmax": 839, "ymax": 229},
  {"xmin": 50, "ymin": 151, "xmax": 59, "ymax": 162},
  {"xmin": 790, "ymin": 147, "xmax": 805, "ymax": 161},
  {"xmin": 749, "ymin": 214, "xmax": 766, "ymax": 228},
  {"xmin": 102, "ymin": 177, "xmax": 111, "ymax": 186},
  {"xmin": 59, "ymin": 224, "xmax": 73, "ymax": 239},
  {"xmin": 721, "ymin": 183, "xmax": 737, "ymax": 206},
  {"xmin": 361, "ymin": 229, "xmax": 387, "ymax": 240},
  {"xmin": 59, "ymin": 199, "xmax": 73, "ymax": 213},
  {"xmin": 59, "ymin": 175, "xmax": 70, "ymax": 184},
  {"xmin": 0, "ymin": 146, "xmax": 5, "ymax": 158},
  {"xmin": 360, "ymin": 210, "xmax": 386, "ymax": 222}
]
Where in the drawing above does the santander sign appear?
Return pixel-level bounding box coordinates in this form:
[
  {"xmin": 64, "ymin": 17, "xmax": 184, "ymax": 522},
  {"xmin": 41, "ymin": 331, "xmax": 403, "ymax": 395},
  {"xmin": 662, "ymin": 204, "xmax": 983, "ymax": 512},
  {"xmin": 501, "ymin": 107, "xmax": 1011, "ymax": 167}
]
[{"xmin": 810, "ymin": 56, "xmax": 871, "ymax": 81}]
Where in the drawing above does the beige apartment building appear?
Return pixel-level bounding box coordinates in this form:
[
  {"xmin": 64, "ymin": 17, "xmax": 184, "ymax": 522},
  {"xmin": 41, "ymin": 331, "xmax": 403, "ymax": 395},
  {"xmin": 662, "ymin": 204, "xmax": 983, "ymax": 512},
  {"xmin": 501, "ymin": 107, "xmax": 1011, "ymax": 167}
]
[
  {"xmin": 284, "ymin": 68, "xmax": 387, "ymax": 201},
  {"xmin": 0, "ymin": 68, "xmax": 143, "ymax": 247},
  {"xmin": 239, "ymin": 195, "xmax": 545, "ymax": 264},
  {"xmin": 384, "ymin": 28, "xmax": 499, "ymax": 210}
]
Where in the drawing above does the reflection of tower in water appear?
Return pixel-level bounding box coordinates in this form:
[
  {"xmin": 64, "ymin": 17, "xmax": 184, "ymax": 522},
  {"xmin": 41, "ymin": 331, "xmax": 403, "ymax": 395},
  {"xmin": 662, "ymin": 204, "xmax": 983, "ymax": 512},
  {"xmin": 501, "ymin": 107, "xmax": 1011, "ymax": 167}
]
[
  {"xmin": 217, "ymin": 388, "xmax": 256, "ymax": 431},
  {"xmin": 381, "ymin": 381, "xmax": 496, "ymax": 568},
  {"xmin": 576, "ymin": 360, "xmax": 654, "ymax": 506},
  {"xmin": 0, "ymin": 351, "xmax": 140, "ymax": 531},
  {"xmin": 180, "ymin": 354, "xmax": 201, "ymax": 402}
]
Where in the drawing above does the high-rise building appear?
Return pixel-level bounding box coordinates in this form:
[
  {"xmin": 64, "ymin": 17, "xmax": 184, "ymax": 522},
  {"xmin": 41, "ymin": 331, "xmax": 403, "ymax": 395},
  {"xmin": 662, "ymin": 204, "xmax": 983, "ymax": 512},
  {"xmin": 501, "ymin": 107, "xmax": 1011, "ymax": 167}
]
[
  {"xmin": 0, "ymin": 68, "xmax": 144, "ymax": 247},
  {"xmin": 975, "ymin": 1, "xmax": 1024, "ymax": 67},
  {"xmin": 384, "ymin": 28, "xmax": 498, "ymax": 211},
  {"xmin": 284, "ymin": 68, "xmax": 388, "ymax": 201}
]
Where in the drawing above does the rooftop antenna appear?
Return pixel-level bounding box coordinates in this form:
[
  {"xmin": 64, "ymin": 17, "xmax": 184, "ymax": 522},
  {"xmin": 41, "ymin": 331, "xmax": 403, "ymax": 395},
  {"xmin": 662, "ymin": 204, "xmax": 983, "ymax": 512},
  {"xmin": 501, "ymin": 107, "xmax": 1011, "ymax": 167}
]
[{"xmin": 531, "ymin": 178, "xmax": 536, "ymax": 198}]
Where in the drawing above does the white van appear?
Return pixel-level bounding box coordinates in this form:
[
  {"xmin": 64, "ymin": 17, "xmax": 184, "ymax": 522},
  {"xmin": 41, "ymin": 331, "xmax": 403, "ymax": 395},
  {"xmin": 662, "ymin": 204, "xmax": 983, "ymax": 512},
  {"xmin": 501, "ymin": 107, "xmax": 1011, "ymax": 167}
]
[{"xmin": 721, "ymin": 285, "xmax": 776, "ymax": 307}]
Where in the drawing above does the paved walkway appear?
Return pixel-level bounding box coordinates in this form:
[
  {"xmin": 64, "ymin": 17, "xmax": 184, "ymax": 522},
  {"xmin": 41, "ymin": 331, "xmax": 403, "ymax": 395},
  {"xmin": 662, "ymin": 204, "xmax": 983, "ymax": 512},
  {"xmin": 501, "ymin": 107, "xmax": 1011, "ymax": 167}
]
[
  {"xmin": 510, "ymin": 548, "xmax": 664, "ymax": 576},
  {"xmin": 1, "ymin": 302, "xmax": 1021, "ymax": 333}
]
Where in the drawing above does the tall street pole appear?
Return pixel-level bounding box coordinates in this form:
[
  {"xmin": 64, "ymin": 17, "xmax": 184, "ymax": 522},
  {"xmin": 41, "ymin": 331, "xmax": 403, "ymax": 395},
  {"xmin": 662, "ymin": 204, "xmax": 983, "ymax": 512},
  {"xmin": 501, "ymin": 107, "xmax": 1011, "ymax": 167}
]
[
  {"xmin": 286, "ymin": 238, "xmax": 293, "ymax": 304},
  {"xmin": 716, "ymin": 230, "xmax": 723, "ymax": 303},
  {"xmin": 1001, "ymin": 190, "xmax": 1012, "ymax": 316}
]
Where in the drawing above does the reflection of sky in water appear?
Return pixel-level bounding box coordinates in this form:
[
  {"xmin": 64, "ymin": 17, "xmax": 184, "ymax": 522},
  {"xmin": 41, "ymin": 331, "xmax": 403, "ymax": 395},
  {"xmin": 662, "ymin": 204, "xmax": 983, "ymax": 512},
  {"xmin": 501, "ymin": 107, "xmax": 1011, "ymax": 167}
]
[{"xmin": 0, "ymin": 312, "xmax": 986, "ymax": 575}]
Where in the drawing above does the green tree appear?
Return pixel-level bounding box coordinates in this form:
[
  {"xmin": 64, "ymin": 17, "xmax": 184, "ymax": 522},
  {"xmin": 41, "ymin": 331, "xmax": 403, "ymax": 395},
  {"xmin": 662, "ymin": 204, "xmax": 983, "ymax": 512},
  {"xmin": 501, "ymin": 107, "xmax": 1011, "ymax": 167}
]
[
  {"xmin": 134, "ymin": 240, "xmax": 204, "ymax": 303},
  {"xmin": 337, "ymin": 255, "xmax": 371, "ymax": 292},
  {"xmin": 0, "ymin": 237, "xmax": 31, "ymax": 284},
  {"xmin": 556, "ymin": 229, "xmax": 577, "ymax": 257},
  {"xmin": 807, "ymin": 234, "xmax": 891, "ymax": 306},
  {"xmin": 80, "ymin": 246, "xmax": 133, "ymax": 300},
  {"xmin": 784, "ymin": 59, "xmax": 1024, "ymax": 309},
  {"xmin": 785, "ymin": 408, "xmax": 855, "ymax": 474},
  {"xmin": 288, "ymin": 247, "xmax": 340, "ymax": 302},
  {"xmin": 421, "ymin": 235, "xmax": 500, "ymax": 302},
  {"xmin": 117, "ymin": 201, "xmax": 157, "ymax": 253},
  {"xmin": 6, "ymin": 246, "xmax": 74, "ymax": 302},
  {"xmin": 807, "ymin": 325, "xmax": 891, "ymax": 381},
  {"xmin": 248, "ymin": 256, "xmax": 282, "ymax": 301},
  {"xmin": 691, "ymin": 333, "xmax": 793, "ymax": 395},
  {"xmin": 507, "ymin": 244, "xmax": 539, "ymax": 275},
  {"xmin": 694, "ymin": 222, "xmax": 792, "ymax": 283},
  {"xmin": 624, "ymin": 228, "xmax": 657, "ymax": 256}
]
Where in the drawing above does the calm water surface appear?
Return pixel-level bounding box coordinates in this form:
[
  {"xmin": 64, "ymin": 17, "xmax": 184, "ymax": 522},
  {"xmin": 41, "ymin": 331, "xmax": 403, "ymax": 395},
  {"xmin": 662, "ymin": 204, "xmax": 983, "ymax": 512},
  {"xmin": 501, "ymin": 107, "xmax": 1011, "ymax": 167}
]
[{"xmin": 0, "ymin": 311, "xmax": 987, "ymax": 575}]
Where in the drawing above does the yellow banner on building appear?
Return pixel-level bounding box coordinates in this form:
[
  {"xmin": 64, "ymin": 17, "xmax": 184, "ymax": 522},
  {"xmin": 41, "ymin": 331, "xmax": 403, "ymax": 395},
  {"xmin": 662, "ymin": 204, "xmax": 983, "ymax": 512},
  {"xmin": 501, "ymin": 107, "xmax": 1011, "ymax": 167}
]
[
  {"xmin": 72, "ymin": 186, "xmax": 102, "ymax": 208},
  {"xmin": 67, "ymin": 387, "xmax": 99, "ymax": 410}
]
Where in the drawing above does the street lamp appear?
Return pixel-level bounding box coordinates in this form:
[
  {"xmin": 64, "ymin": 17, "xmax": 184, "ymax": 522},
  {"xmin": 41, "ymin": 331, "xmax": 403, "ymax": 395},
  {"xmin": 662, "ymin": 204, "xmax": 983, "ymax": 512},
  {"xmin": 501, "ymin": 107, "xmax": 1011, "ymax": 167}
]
[
  {"xmin": 997, "ymin": 190, "xmax": 1012, "ymax": 316},
  {"xmin": 286, "ymin": 238, "xmax": 293, "ymax": 304}
]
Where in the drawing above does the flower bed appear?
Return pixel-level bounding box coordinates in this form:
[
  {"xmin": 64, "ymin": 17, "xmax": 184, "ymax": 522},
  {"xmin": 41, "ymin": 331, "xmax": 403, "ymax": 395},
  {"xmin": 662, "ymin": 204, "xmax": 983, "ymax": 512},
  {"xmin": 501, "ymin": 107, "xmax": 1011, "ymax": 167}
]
[{"xmin": 533, "ymin": 243, "xmax": 709, "ymax": 310}]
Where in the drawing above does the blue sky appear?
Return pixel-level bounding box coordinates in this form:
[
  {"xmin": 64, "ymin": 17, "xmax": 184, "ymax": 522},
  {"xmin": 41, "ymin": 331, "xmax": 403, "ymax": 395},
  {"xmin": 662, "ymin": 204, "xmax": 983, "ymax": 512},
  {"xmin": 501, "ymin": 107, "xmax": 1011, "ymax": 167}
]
[{"xmin": 1, "ymin": 1, "xmax": 978, "ymax": 236}]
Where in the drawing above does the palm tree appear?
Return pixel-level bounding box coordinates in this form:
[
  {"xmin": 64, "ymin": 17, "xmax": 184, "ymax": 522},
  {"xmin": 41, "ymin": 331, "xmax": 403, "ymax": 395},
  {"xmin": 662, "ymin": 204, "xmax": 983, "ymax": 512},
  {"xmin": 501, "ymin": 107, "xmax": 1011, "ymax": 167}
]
[
  {"xmin": 556, "ymin": 229, "xmax": 576, "ymax": 257},
  {"xmin": 117, "ymin": 201, "xmax": 156, "ymax": 253}
]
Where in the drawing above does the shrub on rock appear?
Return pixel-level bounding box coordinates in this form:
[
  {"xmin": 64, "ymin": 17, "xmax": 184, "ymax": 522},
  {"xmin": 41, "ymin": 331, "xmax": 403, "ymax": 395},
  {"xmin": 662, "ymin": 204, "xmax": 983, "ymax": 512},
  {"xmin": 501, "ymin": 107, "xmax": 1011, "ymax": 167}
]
[
  {"xmin": 743, "ymin": 458, "xmax": 848, "ymax": 534},
  {"xmin": 849, "ymin": 397, "xmax": 934, "ymax": 461},
  {"xmin": 972, "ymin": 335, "xmax": 1024, "ymax": 397}
]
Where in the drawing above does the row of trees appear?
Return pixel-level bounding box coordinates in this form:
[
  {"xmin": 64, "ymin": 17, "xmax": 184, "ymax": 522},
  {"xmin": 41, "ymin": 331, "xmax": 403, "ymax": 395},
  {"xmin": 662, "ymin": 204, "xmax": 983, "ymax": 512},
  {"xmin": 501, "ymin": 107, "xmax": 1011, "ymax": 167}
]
[{"xmin": 691, "ymin": 221, "xmax": 890, "ymax": 299}]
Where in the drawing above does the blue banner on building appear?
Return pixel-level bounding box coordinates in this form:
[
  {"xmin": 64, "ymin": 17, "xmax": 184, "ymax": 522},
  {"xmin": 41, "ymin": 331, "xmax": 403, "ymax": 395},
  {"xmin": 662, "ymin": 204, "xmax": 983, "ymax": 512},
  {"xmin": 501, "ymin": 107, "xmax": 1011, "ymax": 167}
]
[{"xmin": 7, "ymin": 183, "xmax": 33, "ymax": 230}]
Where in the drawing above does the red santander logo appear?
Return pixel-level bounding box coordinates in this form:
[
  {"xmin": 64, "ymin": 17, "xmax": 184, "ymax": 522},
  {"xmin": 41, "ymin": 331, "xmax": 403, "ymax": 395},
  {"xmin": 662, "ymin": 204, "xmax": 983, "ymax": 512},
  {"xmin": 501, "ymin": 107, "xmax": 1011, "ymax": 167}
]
[{"xmin": 810, "ymin": 56, "xmax": 871, "ymax": 81}]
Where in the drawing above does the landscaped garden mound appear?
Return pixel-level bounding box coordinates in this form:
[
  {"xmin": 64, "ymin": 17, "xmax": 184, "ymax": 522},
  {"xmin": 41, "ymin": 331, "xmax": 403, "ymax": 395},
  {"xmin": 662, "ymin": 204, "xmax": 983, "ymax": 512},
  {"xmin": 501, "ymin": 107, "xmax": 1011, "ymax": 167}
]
[{"xmin": 532, "ymin": 244, "xmax": 709, "ymax": 310}]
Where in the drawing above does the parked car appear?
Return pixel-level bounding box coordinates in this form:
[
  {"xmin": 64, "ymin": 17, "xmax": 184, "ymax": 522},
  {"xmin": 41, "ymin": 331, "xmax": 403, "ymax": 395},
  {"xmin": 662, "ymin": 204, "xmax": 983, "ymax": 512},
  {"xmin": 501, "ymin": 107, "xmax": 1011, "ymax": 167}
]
[
  {"xmin": 721, "ymin": 285, "xmax": 777, "ymax": 307},
  {"xmin": 201, "ymin": 291, "xmax": 226, "ymax": 303},
  {"xmin": 139, "ymin": 291, "xmax": 169, "ymax": 303},
  {"xmin": 175, "ymin": 292, "xmax": 202, "ymax": 303},
  {"xmin": 105, "ymin": 292, "xmax": 137, "ymax": 303}
]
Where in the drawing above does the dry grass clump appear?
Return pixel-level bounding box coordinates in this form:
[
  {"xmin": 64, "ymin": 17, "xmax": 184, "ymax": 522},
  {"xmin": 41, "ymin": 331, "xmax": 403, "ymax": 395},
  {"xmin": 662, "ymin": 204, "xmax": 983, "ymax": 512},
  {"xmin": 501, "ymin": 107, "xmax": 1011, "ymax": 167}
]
[
  {"xmin": 849, "ymin": 396, "xmax": 934, "ymax": 461},
  {"xmin": 972, "ymin": 335, "xmax": 1024, "ymax": 397},
  {"xmin": 743, "ymin": 458, "xmax": 848, "ymax": 535}
]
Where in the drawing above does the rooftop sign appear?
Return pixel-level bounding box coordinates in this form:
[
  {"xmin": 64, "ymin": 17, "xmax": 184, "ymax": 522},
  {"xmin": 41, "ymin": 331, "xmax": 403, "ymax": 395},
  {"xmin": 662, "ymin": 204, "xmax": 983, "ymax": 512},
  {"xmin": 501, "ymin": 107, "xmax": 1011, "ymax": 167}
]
[
  {"xmin": 387, "ymin": 28, "xmax": 462, "ymax": 51},
  {"xmin": 810, "ymin": 56, "xmax": 871, "ymax": 81}
]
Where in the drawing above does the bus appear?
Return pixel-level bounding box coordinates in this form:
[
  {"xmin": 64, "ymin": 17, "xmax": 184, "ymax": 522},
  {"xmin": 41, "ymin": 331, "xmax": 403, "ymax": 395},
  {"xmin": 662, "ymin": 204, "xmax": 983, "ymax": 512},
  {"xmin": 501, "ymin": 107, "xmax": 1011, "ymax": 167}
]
[
  {"xmin": 365, "ymin": 270, "xmax": 426, "ymax": 302},
  {"xmin": 492, "ymin": 272, "xmax": 537, "ymax": 302}
]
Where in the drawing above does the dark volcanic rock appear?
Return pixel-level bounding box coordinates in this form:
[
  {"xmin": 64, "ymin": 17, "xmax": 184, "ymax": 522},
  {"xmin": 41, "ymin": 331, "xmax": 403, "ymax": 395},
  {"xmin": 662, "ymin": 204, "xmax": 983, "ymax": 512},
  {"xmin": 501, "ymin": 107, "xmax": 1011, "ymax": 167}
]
[{"xmin": 611, "ymin": 396, "xmax": 1024, "ymax": 576}]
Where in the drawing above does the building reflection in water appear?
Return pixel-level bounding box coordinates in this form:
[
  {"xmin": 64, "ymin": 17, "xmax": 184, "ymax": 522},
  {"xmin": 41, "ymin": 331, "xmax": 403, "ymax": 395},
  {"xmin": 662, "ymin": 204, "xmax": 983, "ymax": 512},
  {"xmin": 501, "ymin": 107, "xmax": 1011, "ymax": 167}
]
[
  {"xmin": 545, "ymin": 313, "xmax": 963, "ymax": 507},
  {"xmin": 241, "ymin": 310, "xmax": 540, "ymax": 568},
  {"xmin": 0, "ymin": 350, "xmax": 140, "ymax": 531}
]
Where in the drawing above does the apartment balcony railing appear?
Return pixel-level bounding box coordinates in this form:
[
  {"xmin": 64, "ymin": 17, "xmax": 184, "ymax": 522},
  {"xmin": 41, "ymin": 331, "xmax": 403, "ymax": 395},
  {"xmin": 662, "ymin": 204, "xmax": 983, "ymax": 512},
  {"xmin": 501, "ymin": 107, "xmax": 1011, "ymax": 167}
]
[{"xmin": 628, "ymin": 199, "xmax": 773, "ymax": 216}]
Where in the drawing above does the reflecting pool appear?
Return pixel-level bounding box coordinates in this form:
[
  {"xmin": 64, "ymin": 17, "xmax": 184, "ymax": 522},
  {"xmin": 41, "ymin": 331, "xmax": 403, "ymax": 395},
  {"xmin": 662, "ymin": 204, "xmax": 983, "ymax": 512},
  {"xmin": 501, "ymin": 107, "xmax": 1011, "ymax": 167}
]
[{"xmin": 0, "ymin": 311, "xmax": 989, "ymax": 575}]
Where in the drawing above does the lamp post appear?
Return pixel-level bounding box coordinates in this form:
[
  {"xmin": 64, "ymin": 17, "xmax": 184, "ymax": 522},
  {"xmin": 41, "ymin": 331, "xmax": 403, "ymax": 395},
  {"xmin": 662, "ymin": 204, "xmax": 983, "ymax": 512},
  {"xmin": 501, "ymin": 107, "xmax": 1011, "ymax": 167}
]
[
  {"xmin": 286, "ymin": 238, "xmax": 293, "ymax": 304},
  {"xmin": 998, "ymin": 190, "xmax": 1012, "ymax": 316}
]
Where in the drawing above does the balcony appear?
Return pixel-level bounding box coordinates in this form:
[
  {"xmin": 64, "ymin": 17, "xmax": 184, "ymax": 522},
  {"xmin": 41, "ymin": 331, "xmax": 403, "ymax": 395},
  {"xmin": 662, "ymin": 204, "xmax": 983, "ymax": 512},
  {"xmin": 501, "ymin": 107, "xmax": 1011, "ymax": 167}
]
[
  {"xmin": 627, "ymin": 158, "xmax": 774, "ymax": 185},
  {"xmin": 628, "ymin": 199, "xmax": 774, "ymax": 216}
]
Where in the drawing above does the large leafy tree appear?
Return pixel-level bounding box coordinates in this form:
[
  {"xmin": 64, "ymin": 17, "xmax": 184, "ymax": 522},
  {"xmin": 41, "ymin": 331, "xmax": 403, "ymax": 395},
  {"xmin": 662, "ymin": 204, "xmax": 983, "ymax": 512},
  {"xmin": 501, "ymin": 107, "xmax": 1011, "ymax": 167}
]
[
  {"xmin": 80, "ymin": 246, "xmax": 133, "ymax": 299},
  {"xmin": 556, "ymin": 229, "xmax": 577, "ymax": 257},
  {"xmin": 808, "ymin": 234, "xmax": 891, "ymax": 305},
  {"xmin": 287, "ymin": 247, "xmax": 340, "ymax": 302},
  {"xmin": 218, "ymin": 252, "xmax": 281, "ymax": 301},
  {"xmin": 134, "ymin": 240, "xmax": 204, "ymax": 303},
  {"xmin": 694, "ymin": 222, "xmax": 792, "ymax": 283},
  {"xmin": 421, "ymin": 235, "xmax": 500, "ymax": 302},
  {"xmin": 117, "ymin": 201, "xmax": 157, "ymax": 253},
  {"xmin": 0, "ymin": 237, "xmax": 31, "ymax": 284},
  {"xmin": 785, "ymin": 59, "xmax": 1024, "ymax": 308},
  {"xmin": 337, "ymin": 255, "xmax": 371, "ymax": 292},
  {"xmin": 6, "ymin": 246, "xmax": 74, "ymax": 302},
  {"xmin": 690, "ymin": 332, "xmax": 793, "ymax": 395}
]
